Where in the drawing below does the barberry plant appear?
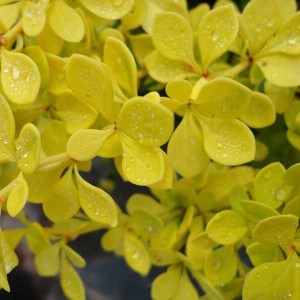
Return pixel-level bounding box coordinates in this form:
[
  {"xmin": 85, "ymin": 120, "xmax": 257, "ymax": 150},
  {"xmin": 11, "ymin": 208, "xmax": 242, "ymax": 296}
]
[{"xmin": 0, "ymin": 0, "xmax": 300, "ymax": 299}]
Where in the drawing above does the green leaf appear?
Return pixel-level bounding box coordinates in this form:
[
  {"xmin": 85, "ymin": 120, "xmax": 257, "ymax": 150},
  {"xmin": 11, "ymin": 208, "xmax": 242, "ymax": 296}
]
[
  {"xmin": 104, "ymin": 37, "xmax": 137, "ymax": 97},
  {"xmin": 255, "ymin": 55, "xmax": 300, "ymax": 87},
  {"xmin": 7, "ymin": 172, "xmax": 28, "ymax": 217},
  {"xmin": 0, "ymin": 93, "xmax": 15, "ymax": 163},
  {"xmin": 246, "ymin": 242, "xmax": 284, "ymax": 266},
  {"xmin": 34, "ymin": 244, "xmax": 60, "ymax": 276},
  {"xmin": 283, "ymin": 195, "xmax": 300, "ymax": 217},
  {"xmin": 145, "ymin": 51, "xmax": 195, "ymax": 83},
  {"xmin": 152, "ymin": 12, "xmax": 196, "ymax": 66},
  {"xmin": 204, "ymin": 245, "xmax": 237, "ymax": 286},
  {"xmin": 1, "ymin": 48, "xmax": 41, "ymax": 104},
  {"xmin": 65, "ymin": 54, "xmax": 114, "ymax": 121},
  {"xmin": 252, "ymin": 214, "xmax": 298, "ymax": 245},
  {"xmin": 60, "ymin": 253, "xmax": 85, "ymax": 300},
  {"xmin": 49, "ymin": 0, "xmax": 84, "ymax": 43},
  {"xmin": 67, "ymin": 128, "xmax": 114, "ymax": 161},
  {"xmin": 194, "ymin": 78, "xmax": 251, "ymax": 119},
  {"xmin": 239, "ymin": 92, "xmax": 276, "ymax": 128},
  {"xmin": 79, "ymin": 0, "xmax": 134, "ymax": 19},
  {"xmin": 200, "ymin": 118, "xmax": 255, "ymax": 165},
  {"xmin": 76, "ymin": 169, "xmax": 118, "ymax": 226},
  {"xmin": 241, "ymin": 0, "xmax": 281, "ymax": 55},
  {"xmin": 206, "ymin": 210, "xmax": 247, "ymax": 245},
  {"xmin": 118, "ymin": 97, "xmax": 174, "ymax": 147},
  {"xmin": 148, "ymin": 247, "xmax": 181, "ymax": 267},
  {"xmin": 55, "ymin": 92, "xmax": 98, "ymax": 134},
  {"xmin": 253, "ymin": 162, "xmax": 286, "ymax": 209},
  {"xmin": 15, "ymin": 123, "xmax": 41, "ymax": 174},
  {"xmin": 43, "ymin": 168, "xmax": 80, "ymax": 223},
  {"xmin": 124, "ymin": 231, "xmax": 150, "ymax": 276},
  {"xmin": 243, "ymin": 253, "xmax": 300, "ymax": 300},
  {"xmin": 198, "ymin": 4, "xmax": 238, "ymax": 70},
  {"xmin": 120, "ymin": 134, "xmax": 165, "ymax": 186}
]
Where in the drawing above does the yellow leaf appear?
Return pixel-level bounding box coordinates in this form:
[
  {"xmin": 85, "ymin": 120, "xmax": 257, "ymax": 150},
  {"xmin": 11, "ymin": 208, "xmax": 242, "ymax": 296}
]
[
  {"xmin": 118, "ymin": 97, "xmax": 174, "ymax": 147},
  {"xmin": 49, "ymin": 0, "xmax": 85, "ymax": 43},
  {"xmin": 26, "ymin": 223, "xmax": 51, "ymax": 255},
  {"xmin": 80, "ymin": 0, "xmax": 134, "ymax": 19},
  {"xmin": 76, "ymin": 169, "xmax": 118, "ymax": 226},
  {"xmin": 152, "ymin": 12, "xmax": 196, "ymax": 66},
  {"xmin": 124, "ymin": 231, "xmax": 150, "ymax": 276},
  {"xmin": 0, "ymin": 3, "xmax": 21, "ymax": 32},
  {"xmin": 7, "ymin": 172, "xmax": 28, "ymax": 217},
  {"xmin": 67, "ymin": 128, "xmax": 114, "ymax": 161},
  {"xmin": 0, "ymin": 93, "xmax": 15, "ymax": 163},
  {"xmin": 63, "ymin": 245, "xmax": 86, "ymax": 268},
  {"xmin": 104, "ymin": 37, "xmax": 137, "ymax": 97},
  {"xmin": 198, "ymin": 4, "xmax": 238, "ymax": 70},
  {"xmin": 55, "ymin": 92, "xmax": 98, "ymax": 134},
  {"xmin": 166, "ymin": 79, "xmax": 192, "ymax": 104},
  {"xmin": 120, "ymin": 134, "xmax": 165, "ymax": 186},
  {"xmin": 60, "ymin": 253, "xmax": 85, "ymax": 300},
  {"xmin": 65, "ymin": 54, "xmax": 114, "ymax": 122},
  {"xmin": 168, "ymin": 110, "xmax": 209, "ymax": 177},
  {"xmin": 16, "ymin": 123, "xmax": 41, "ymax": 174},
  {"xmin": 1, "ymin": 48, "xmax": 41, "ymax": 104},
  {"xmin": 98, "ymin": 132, "xmax": 123, "ymax": 158}
]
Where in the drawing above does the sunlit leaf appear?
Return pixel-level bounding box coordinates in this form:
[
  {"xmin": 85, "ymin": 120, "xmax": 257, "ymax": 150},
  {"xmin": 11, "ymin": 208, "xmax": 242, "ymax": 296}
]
[{"xmin": 63, "ymin": 245, "xmax": 86, "ymax": 268}]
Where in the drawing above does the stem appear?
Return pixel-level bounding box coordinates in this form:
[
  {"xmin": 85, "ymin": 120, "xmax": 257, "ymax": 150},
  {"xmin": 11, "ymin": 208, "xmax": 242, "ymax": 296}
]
[
  {"xmin": 158, "ymin": 209, "xmax": 183, "ymax": 221},
  {"xmin": 210, "ymin": 60, "xmax": 250, "ymax": 79},
  {"xmin": 1, "ymin": 19, "xmax": 22, "ymax": 48},
  {"xmin": 36, "ymin": 152, "xmax": 70, "ymax": 172}
]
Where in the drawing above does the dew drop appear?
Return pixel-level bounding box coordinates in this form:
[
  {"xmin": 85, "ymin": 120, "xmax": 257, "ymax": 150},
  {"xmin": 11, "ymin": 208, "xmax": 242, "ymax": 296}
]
[
  {"xmin": 12, "ymin": 67, "xmax": 20, "ymax": 79},
  {"xmin": 295, "ymin": 262, "xmax": 300, "ymax": 268},
  {"xmin": 211, "ymin": 30, "xmax": 219, "ymax": 42}
]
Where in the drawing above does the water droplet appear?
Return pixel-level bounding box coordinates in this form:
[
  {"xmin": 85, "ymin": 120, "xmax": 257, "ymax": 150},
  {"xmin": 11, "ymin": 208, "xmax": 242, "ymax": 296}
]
[
  {"xmin": 295, "ymin": 262, "xmax": 300, "ymax": 268},
  {"xmin": 222, "ymin": 153, "xmax": 228, "ymax": 158},
  {"xmin": 275, "ymin": 188, "xmax": 287, "ymax": 201},
  {"xmin": 12, "ymin": 67, "xmax": 20, "ymax": 79},
  {"xmin": 264, "ymin": 170, "xmax": 272, "ymax": 179},
  {"xmin": 266, "ymin": 19, "xmax": 274, "ymax": 28},
  {"xmin": 211, "ymin": 30, "xmax": 219, "ymax": 42},
  {"xmin": 288, "ymin": 38, "xmax": 297, "ymax": 45}
]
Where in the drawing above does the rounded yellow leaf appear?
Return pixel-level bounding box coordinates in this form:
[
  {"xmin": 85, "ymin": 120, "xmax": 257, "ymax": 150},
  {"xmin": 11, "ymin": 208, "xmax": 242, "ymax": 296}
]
[
  {"xmin": 0, "ymin": 3, "xmax": 21, "ymax": 32},
  {"xmin": 76, "ymin": 169, "xmax": 118, "ymax": 226},
  {"xmin": 65, "ymin": 54, "xmax": 114, "ymax": 122},
  {"xmin": 80, "ymin": 0, "xmax": 134, "ymax": 19},
  {"xmin": 166, "ymin": 79, "xmax": 192, "ymax": 104},
  {"xmin": 1, "ymin": 48, "xmax": 41, "ymax": 104},
  {"xmin": 120, "ymin": 134, "xmax": 165, "ymax": 186},
  {"xmin": 152, "ymin": 12, "xmax": 196, "ymax": 66},
  {"xmin": 200, "ymin": 118, "xmax": 255, "ymax": 165},
  {"xmin": 7, "ymin": 172, "xmax": 28, "ymax": 217},
  {"xmin": 55, "ymin": 92, "xmax": 98, "ymax": 134},
  {"xmin": 67, "ymin": 128, "xmax": 114, "ymax": 161},
  {"xmin": 63, "ymin": 245, "xmax": 86, "ymax": 268},
  {"xmin": 22, "ymin": 1, "xmax": 46, "ymax": 37},
  {"xmin": 15, "ymin": 123, "xmax": 41, "ymax": 174},
  {"xmin": 206, "ymin": 210, "xmax": 247, "ymax": 245},
  {"xmin": 119, "ymin": 97, "xmax": 174, "ymax": 147},
  {"xmin": 98, "ymin": 132, "xmax": 123, "ymax": 158},
  {"xmin": 124, "ymin": 231, "xmax": 151, "ymax": 276},
  {"xmin": 198, "ymin": 4, "xmax": 238, "ymax": 70},
  {"xmin": 49, "ymin": 0, "xmax": 85, "ymax": 43}
]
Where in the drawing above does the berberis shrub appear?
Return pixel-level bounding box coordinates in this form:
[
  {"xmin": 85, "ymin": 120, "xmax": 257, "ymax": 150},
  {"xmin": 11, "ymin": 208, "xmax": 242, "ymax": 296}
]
[{"xmin": 0, "ymin": 0, "xmax": 300, "ymax": 299}]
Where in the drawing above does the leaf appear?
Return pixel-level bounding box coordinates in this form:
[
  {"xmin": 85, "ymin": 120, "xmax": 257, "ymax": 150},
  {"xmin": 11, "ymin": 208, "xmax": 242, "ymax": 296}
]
[
  {"xmin": 0, "ymin": 3, "xmax": 21, "ymax": 32},
  {"xmin": 34, "ymin": 244, "xmax": 60, "ymax": 276},
  {"xmin": 204, "ymin": 245, "xmax": 237, "ymax": 286},
  {"xmin": 101, "ymin": 227, "xmax": 125, "ymax": 253},
  {"xmin": 168, "ymin": 110, "xmax": 209, "ymax": 177},
  {"xmin": 1, "ymin": 48, "xmax": 41, "ymax": 104},
  {"xmin": 7, "ymin": 172, "xmax": 28, "ymax": 217},
  {"xmin": 119, "ymin": 97, "xmax": 174, "ymax": 147},
  {"xmin": 104, "ymin": 37, "xmax": 137, "ymax": 97},
  {"xmin": 15, "ymin": 123, "xmax": 41, "ymax": 174},
  {"xmin": 3, "ymin": 229, "xmax": 25, "ymax": 250},
  {"xmin": 252, "ymin": 214, "xmax": 298, "ymax": 245},
  {"xmin": 200, "ymin": 118, "xmax": 255, "ymax": 165},
  {"xmin": 63, "ymin": 245, "xmax": 86, "ymax": 268},
  {"xmin": 148, "ymin": 247, "xmax": 181, "ymax": 266},
  {"xmin": 0, "ymin": 93, "xmax": 15, "ymax": 163},
  {"xmin": 60, "ymin": 253, "xmax": 85, "ymax": 300},
  {"xmin": 145, "ymin": 51, "xmax": 195, "ymax": 83},
  {"xmin": 152, "ymin": 12, "xmax": 196, "ymax": 66},
  {"xmin": 283, "ymin": 195, "xmax": 300, "ymax": 217},
  {"xmin": 49, "ymin": 0, "xmax": 84, "ymax": 43},
  {"xmin": 206, "ymin": 210, "xmax": 247, "ymax": 245},
  {"xmin": 239, "ymin": 92, "xmax": 276, "ymax": 128},
  {"xmin": 255, "ymin": 55, "xmax": 300, "ymax": 87},
  {"xmin": 253, "ymin": 162, "xmax": 286, "ymax": 209},
  {"xmin": 65, "ymin": 54, "xmax": 114, "ymax": 121},
  {"xmin": 194, "ymin": 78, "xmax": 251, "ymax": 119},
  {"xmin": 55, "ymin": 92, "xmax": 98, "ymax": 134},
  {"xmin": 120, "ymin": 134, "xmax": 165, "ymax": 186},
  {"xmin": 76, "ymin": 169, "xmax": 118, "ymax": 226},
  {"xmin": 124, "ymin": 231, "xmax": 150, "ymax": 276},
  {"xmin": 79, "ymin": 0, "xmax": 134, "ymax": 19},
  {"xmin": 198, "ymin": 4, "xmax": 238, "ymax": 70},
  {"xmin": 243, "ymin": 253, "xmax": 300, "ymax": 300},
  {"xmin": 22, "ymin": 1, "xmax": 46, "ymax": 37},
  {"xmin": 67, "ymin": 128, "xmax": 114, "ymax": 161},
  {"xmin": 241, "ymin": 0, "xmax": 281, "ymax": 55},
  {"xmin": 26, "ymin": 223, "xmax": 51, "ymax": 255},
  {"xmin": 166, "ymin": 79, "xmax": 192, "ymax": 104},
  {"xmin": 43, "ymin": 168, "xmax": 80, "ymax": 223}
]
